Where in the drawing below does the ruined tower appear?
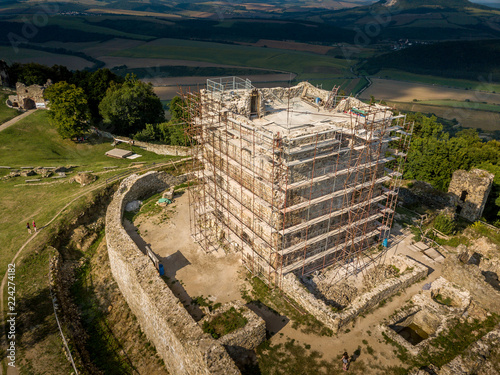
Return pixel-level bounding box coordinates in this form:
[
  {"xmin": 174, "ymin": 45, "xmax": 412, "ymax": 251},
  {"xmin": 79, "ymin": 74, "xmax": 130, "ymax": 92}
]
[
  {"xmin": 448, "ymin": 168, "xmax": 494, "ymax": 222},
  {"xmin": 185, "ymin": 78, "xmax": 411, "ymax": 286}
]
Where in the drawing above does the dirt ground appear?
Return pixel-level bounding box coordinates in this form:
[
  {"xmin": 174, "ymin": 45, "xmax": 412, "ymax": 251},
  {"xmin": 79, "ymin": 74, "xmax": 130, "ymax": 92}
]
[
  {"xmin": 361, "ymin": 78, "xmax": 500, "ymax": 105},
  {"xmin": 124, "ymin": 191, "xmax": 446, "ymax": 373},
  {"xmin": 127, "ymin": 192, "xmax": 246, "ymax": 309}
]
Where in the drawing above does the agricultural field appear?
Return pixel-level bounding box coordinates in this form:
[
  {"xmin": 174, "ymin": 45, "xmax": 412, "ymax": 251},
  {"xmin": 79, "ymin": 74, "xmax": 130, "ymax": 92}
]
[
  {"xmin": 360, "ymin": 78, "xmax": 500, "ymax": 105},
  {"xmin": 0, "ymin": 47, "xmax": 93, "ymax": 70},
  {"xmin": 241, "ymin": 39, "xmax": 335, "ymax": 55},
  {"xmin": 416, "ymin": 99, "xmax": 500, "ymax": 113},
  {"xmin": 110, "ymin": 38, "xmax": 350, "ymax": 81},
  {"xmin": 373, "ymin": 69, "xmax": 500, "ymax": 93},
  {"xmin": 386, "ymin": 101, "xmax": 500, "ymax": 131}
]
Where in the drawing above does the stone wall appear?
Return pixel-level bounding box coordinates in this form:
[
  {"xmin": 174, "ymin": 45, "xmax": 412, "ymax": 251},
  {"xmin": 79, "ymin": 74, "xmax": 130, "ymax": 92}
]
[
  {"xmin": 281, "ymin": 255, "xmax": 428, "ymax": 334},
  {"xmin": 442, "ymin": 254, "xmax": 500, "ymax": 314},
  {"xmin": 199, "ymin": 301, "xmax": 266, "ymax": 356},
  {"xmin": 106, "ymin": 171, "xmax": 240, "ymax": 375},
  {"xmin": 448, "ymin": 168, "xmax": 494, "ymax": 222},
  {"xmin": 11, "ymin": 80, "xmax": 51, "ymax": 109}
]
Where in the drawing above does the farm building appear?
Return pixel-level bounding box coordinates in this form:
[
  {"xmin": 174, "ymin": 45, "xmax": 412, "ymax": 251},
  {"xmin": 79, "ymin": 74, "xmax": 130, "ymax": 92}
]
[{"xmin": 185, "ymin": 78, "xmax": 412, "ymax": 287}]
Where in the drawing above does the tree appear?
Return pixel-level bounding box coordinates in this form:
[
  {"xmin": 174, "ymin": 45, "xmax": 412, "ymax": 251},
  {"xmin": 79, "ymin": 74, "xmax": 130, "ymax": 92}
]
[
  {"xmin": 70, "ymin": 68, "xmax": 124, "ymax": 123},
  {"xmin": 44, "ymin": 82, "xmax": 90, "ymax": 139},
  {"xmin": 99, "ymin": 75, "xmax": 164, "ymax": 136}
]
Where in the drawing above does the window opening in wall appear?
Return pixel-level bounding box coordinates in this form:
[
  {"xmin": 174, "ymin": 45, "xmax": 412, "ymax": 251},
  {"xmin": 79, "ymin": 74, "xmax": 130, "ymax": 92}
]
[
  {"xmin": 250, "ymin": 92, "xmax": 259, "ymax": 115},
  {"xmin": 460, "ymin": 190, "xmax": 468, "ymax": 202}
]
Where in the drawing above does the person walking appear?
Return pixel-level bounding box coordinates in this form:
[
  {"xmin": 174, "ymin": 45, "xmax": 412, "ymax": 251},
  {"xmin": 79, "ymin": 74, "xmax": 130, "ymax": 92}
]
[
  {"xmin": 26, "ymin": 222, "xmax": 31, "ymax": 234},
  {"xmin": 33, "ymin": 220, "xmax": 37, "ymax": 233},
  {"xmin": 342, "ymin": 352, "xmax": 350, "ymax": 371}
]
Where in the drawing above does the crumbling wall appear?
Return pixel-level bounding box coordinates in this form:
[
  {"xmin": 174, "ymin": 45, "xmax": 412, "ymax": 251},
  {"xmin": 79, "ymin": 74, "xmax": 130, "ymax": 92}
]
[
  {"xmin": 438, "ymin": 326, "xmax": 500, "ymax": 375},
  {"xmin": 12, "ymin": 80, "xmax": 51, "ymax": 109},
  {"xmin": 106, "ymin": 171, "xmax": 240, "ymax": 375},
  {"xmin": 442, "ymin": 254, "xmax": 500, "ymax": 314},
  {"xmin": 448, "ymin": 168, "xmax": 494, "ymax": 222},
  {"xmin": 281, "ymin": 255, "xmax": 428, "ymax": 333},
  {"xmin": 199, "ymin": 301, "xmax": 266, "ymax": 354}
]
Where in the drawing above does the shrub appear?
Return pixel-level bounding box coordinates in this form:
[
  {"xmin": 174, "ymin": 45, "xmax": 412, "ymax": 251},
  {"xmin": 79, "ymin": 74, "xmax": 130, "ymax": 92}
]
[{"xmin": 433, "ymin": 214, "xmax": 457, "ymax": 235}]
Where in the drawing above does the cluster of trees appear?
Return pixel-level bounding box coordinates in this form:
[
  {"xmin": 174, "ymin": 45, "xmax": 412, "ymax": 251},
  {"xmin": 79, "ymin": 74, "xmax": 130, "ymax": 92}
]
[
  {"xmin": 133, "ymin": 96, "xmax": 189, "ymax": 146},
  {"xmin": 403, "ymin": 112, "xmax": 500, "ymax": 223},
  {"xmin": 44, "ymin": 74, "xmax": 165, "ymax": 139},
  {"xmin": 6, "ymin": 62, "xmax": 168, "ymax": 140}
]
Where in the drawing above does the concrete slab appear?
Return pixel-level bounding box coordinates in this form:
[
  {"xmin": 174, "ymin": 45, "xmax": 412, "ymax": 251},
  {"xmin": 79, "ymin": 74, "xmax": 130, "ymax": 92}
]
[
  {"xmin": 423, "ymin": 247, "xmax": 445, "ymax": 263},
  {"xmin": 105, "ymin": 149, "xmax": 133, "ymax": 159},
  {"xmin": 414, "ymin": 241, "xmax": 430, "ymax": 251}
]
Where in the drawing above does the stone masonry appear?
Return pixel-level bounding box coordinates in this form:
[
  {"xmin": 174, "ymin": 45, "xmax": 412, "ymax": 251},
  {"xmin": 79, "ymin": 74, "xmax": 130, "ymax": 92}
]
[
  {"xmin": 106, "ymin": 171, "xmax": 240, "ymax": 375},
  {"xmin": 189, "ymin": 79, "xmax": 411, "ymax": 285},
  {"xmin": 281, "ymin": 255, "xmax": 428, "ymax": 334},
  {"xmin": 9, "ymin": 80, "xmax": 51, "ymax": 109},
  {"xmin": 448, "ymin": 168, "xmax": 494, "ymax": 222}
]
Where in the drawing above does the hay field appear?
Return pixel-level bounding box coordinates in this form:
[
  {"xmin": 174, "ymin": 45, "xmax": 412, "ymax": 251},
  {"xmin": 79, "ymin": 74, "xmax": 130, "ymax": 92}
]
[
  {"xmin": 361, "ymin": 78, "xmax": 500, "ymax": 105},
  {"xmin": 373, "ymin": 70, "xmax": 500, "ymax": 93}
]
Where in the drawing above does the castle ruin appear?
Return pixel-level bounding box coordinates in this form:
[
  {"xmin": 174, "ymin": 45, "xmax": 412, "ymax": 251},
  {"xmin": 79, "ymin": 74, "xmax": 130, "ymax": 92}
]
[
  {"xmin": 185, "ymin": 78, "xmax": 412, "ymax": 287},
  {"xmin": 448, "ymin": 168, "xmax": 494, "ymax": 222}
]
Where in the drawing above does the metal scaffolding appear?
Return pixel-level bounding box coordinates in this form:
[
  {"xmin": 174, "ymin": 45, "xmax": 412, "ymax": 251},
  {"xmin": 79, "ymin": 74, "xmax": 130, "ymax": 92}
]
[{"xmin": 184, "ymin": 78, "xmax": 412, "ymax": 288}]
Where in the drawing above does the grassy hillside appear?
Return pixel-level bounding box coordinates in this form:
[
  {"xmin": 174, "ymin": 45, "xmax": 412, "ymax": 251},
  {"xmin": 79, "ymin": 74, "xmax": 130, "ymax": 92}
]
[{"xmin": 0, "ymin": 93, "xmax": 19, "ymax": 125}]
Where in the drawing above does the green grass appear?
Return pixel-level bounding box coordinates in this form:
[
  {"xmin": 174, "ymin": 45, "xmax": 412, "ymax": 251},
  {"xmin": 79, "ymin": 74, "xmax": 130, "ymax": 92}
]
[
  {"xmin": 0, "ymin": 111, "xmax": 171, "ymax": 283},
  {"xmin": 0, "ymin": 110, "xmax": 177, "ymax": 169},
  {"xmin": 191, "ymin": 295, "xmax": 222, "ymax": 312},
  {"xmin": 374, "ymin": 69, "xmax": 500, "ymax": 93},
  {"xmin": 0, "ymin": 93, "xmax": 19, "ymax": 125},
  {"xmin": 111, "ymin": 38, "xmax": 350, "ymax": 81},
  {"xmin": 70, "ymin": 232, "xmax": 137, "ymax": 374},
  {"xmin": 433, "ymin": 294, "xmax": 453, "ymax": 306},
  {"xmin": 202, "ymin": 307, "xmax": 248, "ymax": 339}
]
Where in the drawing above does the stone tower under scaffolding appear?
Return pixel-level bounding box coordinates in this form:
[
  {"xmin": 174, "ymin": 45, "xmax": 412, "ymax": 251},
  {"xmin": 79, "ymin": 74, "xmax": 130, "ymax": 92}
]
[{"xmin": 185, "ymin": 78, "xmax": 412, "ymax": 287}]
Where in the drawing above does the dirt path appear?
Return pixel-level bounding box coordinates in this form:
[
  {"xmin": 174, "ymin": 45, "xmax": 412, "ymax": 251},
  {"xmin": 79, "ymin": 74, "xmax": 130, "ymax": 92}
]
[{"xmin": 0, "ymin": 110, "xmax": 36, "ymax": 132}]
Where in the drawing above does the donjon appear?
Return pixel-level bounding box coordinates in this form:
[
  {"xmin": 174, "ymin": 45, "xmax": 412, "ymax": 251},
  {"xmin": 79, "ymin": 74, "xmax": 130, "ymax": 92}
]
[
  {"xmin": 185, "ymin": 78, "xmax": 412, "ymax": 287},
  {"xmin": 448, "ymin": 168, "xmax": 494, "ymax": 222}
]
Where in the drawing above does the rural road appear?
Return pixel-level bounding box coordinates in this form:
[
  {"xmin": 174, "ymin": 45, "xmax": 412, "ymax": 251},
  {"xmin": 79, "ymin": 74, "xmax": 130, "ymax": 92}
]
[{"xmin": 0, "ymin": 110, "xmax": 36, "ymax": 132}]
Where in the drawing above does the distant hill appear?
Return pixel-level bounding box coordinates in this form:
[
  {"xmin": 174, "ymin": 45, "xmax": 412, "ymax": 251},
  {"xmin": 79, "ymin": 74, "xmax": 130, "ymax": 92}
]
[
  {"xmin": 318, "ymin": 0, "xmax": 500, "ymax": 40},
  {"xmin": 379, "ymin": 0, "xmax": 492, "ymax": 10}
]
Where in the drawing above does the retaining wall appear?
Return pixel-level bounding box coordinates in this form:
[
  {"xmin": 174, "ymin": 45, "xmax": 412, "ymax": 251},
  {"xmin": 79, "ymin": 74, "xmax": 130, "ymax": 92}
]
[
  {"xmin": 282, "ymin": 255, "xmax": 428, "ymax": 334},
  {"xmin": 106, "ymin": 171, "xmax": 240, "ymax": 375}
]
